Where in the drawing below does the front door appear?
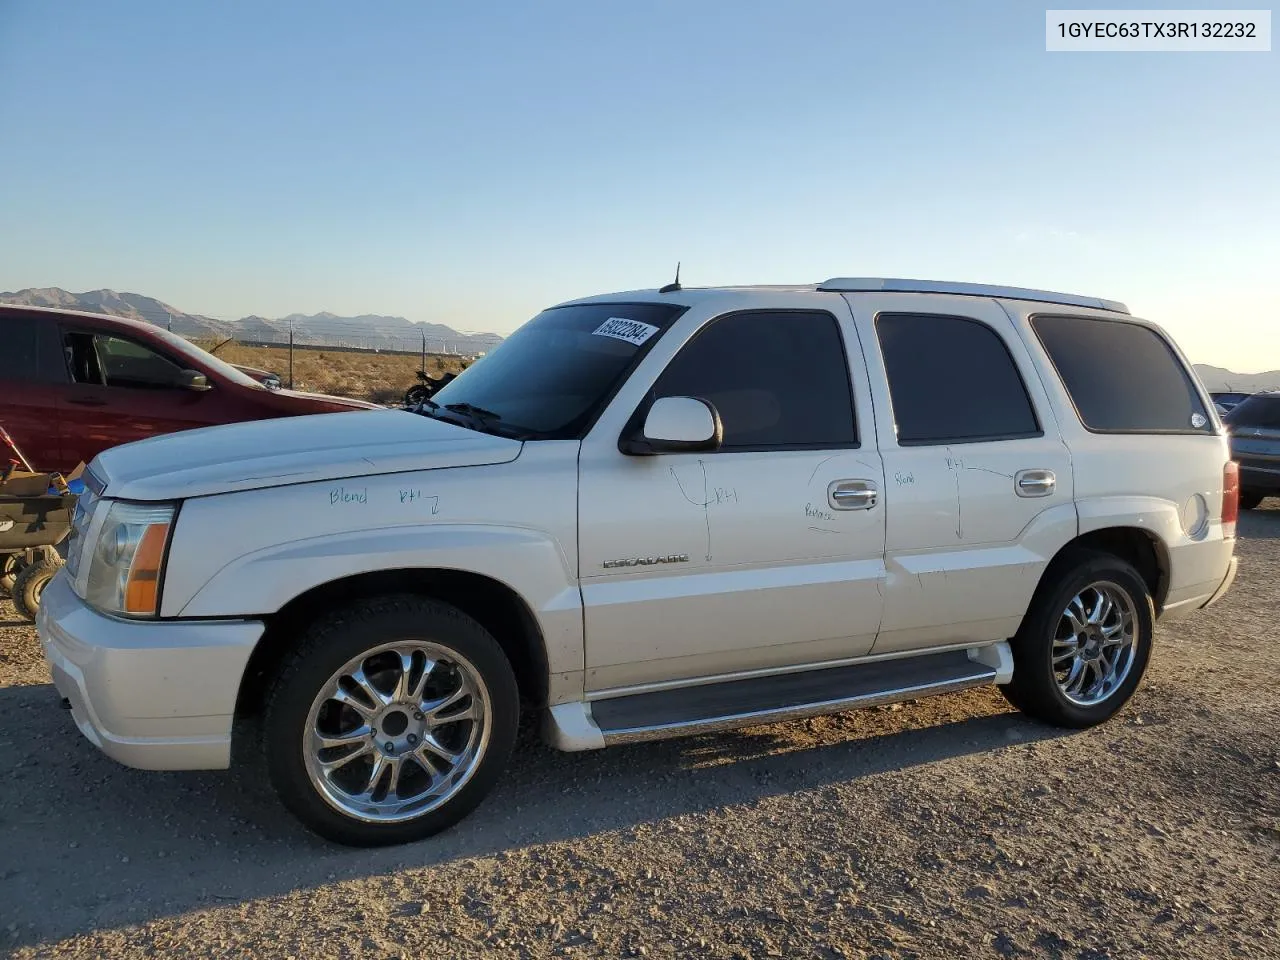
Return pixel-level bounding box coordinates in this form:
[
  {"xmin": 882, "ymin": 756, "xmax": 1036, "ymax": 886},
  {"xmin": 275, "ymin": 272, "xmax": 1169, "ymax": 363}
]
[
  {"xmin": 55, "ymin": 327, "xmax": 222, "ymax": 465},
  {"xmin": 578, "ymin": 303, "xmax": 886, "ymax": 691}
]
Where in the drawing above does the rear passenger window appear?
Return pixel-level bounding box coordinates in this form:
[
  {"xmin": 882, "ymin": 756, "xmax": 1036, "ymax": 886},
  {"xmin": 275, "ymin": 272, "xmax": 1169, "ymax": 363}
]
[
  {"xmin": 1032, "ymin": 315, "xmax": 1212, "ymax": 434},
  {"xmin": 653, "ymin": 310, "xmax": 857, "ymax": 449},
  {"xmin": 876, "ymin": 313, "xmax": 1040, "ymax": 445},
  {"xmin": 0, "ymin": 317, "xmax": 42, "ymax": 380}
]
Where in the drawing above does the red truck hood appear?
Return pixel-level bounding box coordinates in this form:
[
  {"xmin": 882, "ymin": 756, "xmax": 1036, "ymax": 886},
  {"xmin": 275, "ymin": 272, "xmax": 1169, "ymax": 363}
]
[{"xmin": 266, "ymin": 388, "xmax": 381, "ymax": 411}]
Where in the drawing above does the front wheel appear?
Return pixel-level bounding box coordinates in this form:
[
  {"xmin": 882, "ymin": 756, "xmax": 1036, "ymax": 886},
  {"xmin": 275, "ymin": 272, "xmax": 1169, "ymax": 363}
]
[
  {"xmin": 1000, "ymin": 550, "xmax": 1154, "ymax": 728},
  {"xmin": 262, "ymin": 595, "xmax": 519, "ymax": 846},
  {"xmin": 11, "ymin": 555, "xmax": 64, "ymax": 621},
  {"xmin": 404, "ymin": 384, "xmax": 431, "ymax": 407}
]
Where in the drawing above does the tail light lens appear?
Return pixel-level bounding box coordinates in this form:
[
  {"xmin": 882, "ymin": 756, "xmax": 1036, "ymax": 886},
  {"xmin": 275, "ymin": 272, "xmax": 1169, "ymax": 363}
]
[{"xmin": 1222, "ymin": 460, "xmax": 1239, "ymax": 534}]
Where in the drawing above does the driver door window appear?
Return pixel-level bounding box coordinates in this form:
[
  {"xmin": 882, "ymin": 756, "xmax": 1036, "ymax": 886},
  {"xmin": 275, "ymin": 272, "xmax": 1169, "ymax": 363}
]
[
  {"xmin": 65, "ymin": 333, "xmax": 183, "ymax": 390},
  {"xmin": 651, "ymin": 310, "xmax": 858, "ymax": 449}
]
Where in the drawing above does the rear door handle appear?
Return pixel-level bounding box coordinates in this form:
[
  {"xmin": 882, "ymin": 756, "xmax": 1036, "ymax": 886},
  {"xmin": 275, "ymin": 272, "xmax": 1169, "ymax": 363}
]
[
  {"xmin": 829, "ymin": 479, "xmax": 878, "ymax": 511},
  {"xmin": 1015, "ymin": 469, "xmax": 1056, "ymax": 498},
  {"xmin": 67, "ymin": 397, "xmax": 106, "ymax": 407}
]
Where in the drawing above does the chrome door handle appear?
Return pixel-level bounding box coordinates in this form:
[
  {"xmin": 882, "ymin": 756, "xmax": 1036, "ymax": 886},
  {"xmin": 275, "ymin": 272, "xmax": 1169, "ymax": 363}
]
[
  {"xmin": 1015, "ymin": 469, "xmax": 1056, "ymax": 498},
  {"xmin": 829, "ymin": 480, "xmax": 878, "ymax": 511}
]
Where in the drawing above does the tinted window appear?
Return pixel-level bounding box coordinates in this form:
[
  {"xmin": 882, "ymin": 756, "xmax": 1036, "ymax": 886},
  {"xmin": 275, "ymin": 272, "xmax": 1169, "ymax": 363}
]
[
  {"xmin": 1227, "ymin": 395, "xmax": 1280, "ymax": 429},
  {"xmin": 1032, "ymin": 315, "xmax": 1211, "ymax": 434},
  {"xmin": 652, "ymin": 311, "xmax": 856, "ymax": 448},
  {"xmin": 0, "ymin": 317, "xmax": 41, "ymax": 380},
  {"xmin": 876, "ymin": 313, "xmax": 1039, "ymax": 445},
  {"xmin": 431, "ymin": 302, "xmax": 685, "ymax": 439}
]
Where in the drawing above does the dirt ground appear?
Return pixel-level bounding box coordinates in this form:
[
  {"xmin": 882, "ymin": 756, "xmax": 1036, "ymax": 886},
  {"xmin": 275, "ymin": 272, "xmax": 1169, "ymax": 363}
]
[{"xmin": 2, "ymin": 507, "xmax": 1278, "ymax": 959}]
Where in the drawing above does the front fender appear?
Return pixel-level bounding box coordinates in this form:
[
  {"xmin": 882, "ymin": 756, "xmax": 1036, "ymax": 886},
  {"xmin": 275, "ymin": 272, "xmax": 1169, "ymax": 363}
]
[{"xmin": 175, "ymin": 522, "xmax": 584, "ymax": 677}]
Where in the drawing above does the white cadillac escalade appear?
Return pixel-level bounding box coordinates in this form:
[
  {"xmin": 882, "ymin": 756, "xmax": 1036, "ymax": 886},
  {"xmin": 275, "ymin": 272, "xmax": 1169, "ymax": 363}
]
[{"xmin": 38, "ymin": 277, "xmax": 1239, "ymax": 846}]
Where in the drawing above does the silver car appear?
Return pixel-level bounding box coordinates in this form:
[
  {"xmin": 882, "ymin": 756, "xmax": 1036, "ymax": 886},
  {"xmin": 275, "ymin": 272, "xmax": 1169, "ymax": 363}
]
[{"xmin": 1226, "ymin": 392, "xmax": 1280, "ymax": 509}]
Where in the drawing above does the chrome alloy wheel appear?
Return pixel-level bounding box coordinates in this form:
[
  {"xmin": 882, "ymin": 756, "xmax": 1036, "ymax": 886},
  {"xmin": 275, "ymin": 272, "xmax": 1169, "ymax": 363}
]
[
  {"xmin": 1053, "ymin": 581, "xmax": 1138, "ymax": 707},
  {"xmin": 303, "ymin": 642, "xmax": 491, "ymax": 823}
]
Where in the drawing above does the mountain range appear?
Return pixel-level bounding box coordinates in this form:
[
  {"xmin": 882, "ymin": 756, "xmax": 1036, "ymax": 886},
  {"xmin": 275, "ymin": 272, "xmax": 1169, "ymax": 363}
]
[
  {"xmin": 0, "ymin": 287, "xmax": 504, "ymax": 355},
  {"xmin": 1, "ymin": 286, "xmax": 1277, "ymax": 390}
]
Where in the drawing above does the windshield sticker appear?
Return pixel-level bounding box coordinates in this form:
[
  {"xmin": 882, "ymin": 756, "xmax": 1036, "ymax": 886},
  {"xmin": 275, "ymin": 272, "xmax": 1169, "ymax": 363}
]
[{"xmin": 592, "ymin": 317, "xmax": 659, "ymax": 347}]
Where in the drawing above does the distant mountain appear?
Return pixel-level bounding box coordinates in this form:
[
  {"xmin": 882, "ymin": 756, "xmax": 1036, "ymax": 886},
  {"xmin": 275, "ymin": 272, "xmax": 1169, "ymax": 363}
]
[
  {"xmin": 0, "ymin": 287, "xmax": 232, "ymax": 339},
  {"xmin": 1193, "ymin": 365, "xmax": 1280, "ymax": 394},
  {"xmin": 0, "ymin": 287, "xmax": 502, "ymax": 355}
]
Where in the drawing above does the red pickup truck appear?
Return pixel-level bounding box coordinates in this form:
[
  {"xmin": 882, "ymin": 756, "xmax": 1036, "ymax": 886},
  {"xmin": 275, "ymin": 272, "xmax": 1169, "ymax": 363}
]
[{"xmin": 0, "ymin": 304, "xmax": 377, "ymax": 473}]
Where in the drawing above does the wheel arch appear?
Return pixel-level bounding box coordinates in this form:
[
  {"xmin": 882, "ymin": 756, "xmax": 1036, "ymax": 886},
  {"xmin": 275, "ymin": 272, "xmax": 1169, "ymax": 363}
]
[
  {"xmin": 235, "ymin": 567, "xmax": 551, "ymax": 723},
  {"xmin": 1037, "ymin": 526, "xmax": 1170, "ymax": 614}
]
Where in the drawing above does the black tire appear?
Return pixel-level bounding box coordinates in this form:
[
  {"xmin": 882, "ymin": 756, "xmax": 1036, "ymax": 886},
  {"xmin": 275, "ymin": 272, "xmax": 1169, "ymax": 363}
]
[
  {"xmin": 10, "ymin": 556, "xmax": 64, "ymax": 621},
  {"xmin": 404, "ymin": 385, "xmax": 431, "ymax": 407},
  {"xmin": 1000, "ymin": 549, "xmax": 1154, "ymax": 728},
  {"xmin": 1239, "ymin": 490, "xmax": 1266, "ymax": 511},
  {"xmin": 0, "ymin": 553, "xmax": 23, "ymax": 594},
  {"xmin": 262, "ymin": 595, "xmax": 519, "ymax": 846}
]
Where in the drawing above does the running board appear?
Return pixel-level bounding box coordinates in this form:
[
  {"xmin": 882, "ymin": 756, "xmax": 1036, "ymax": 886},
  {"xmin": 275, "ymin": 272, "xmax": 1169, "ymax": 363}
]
[{"xmin": 544, "ymin": 645, "xmax": 1009, "ymax": 751}]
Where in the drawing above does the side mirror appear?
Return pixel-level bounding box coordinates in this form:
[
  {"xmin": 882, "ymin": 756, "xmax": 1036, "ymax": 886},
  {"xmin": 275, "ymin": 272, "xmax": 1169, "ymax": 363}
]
[
  {"xmin": 177, "ymin": 369, "xmax": 212, "ymax": 392},
  {"xmin": 622, "ymin": 396, "xmax": 723, "ymax": 455}
]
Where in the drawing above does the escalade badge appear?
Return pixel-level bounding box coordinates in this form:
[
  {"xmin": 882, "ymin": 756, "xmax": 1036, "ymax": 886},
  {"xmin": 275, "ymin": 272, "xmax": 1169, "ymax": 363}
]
[{"xmin": 603, "ymin": 554, "xmax": 690, "ymax": 569}]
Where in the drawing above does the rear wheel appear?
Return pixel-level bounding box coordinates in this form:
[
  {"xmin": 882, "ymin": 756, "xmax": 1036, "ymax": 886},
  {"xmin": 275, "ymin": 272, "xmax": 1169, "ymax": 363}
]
[
  {"xmin": 1240, "ymin": 490, "xmax": 1266, "ymax": 511},
  {"xmin": 262, "ymin": 595, "xmax": 519, "ymax": 846},
  {"xmin": 1001, "ymin": 550, "xmax": 1153, "ymax": 728},
  {"xmin": 11, "ymin": 555, "xmax": 64, "ymax": 621}
]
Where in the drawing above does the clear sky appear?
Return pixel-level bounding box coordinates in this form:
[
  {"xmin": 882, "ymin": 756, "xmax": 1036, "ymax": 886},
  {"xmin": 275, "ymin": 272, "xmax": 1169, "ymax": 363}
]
[{"xmin": 1, "ymin": 1, "xmax": 1276, "ymax": 369}]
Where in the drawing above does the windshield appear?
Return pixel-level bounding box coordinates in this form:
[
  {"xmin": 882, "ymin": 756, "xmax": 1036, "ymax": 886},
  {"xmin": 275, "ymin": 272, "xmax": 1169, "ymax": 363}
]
[
  {"xmin": 149, "ymin": 326, "xmax": 266, "ymax": 389},
  {"xmin": 429, "ymin": 302, "xmax": 686, "ymax": 439}
]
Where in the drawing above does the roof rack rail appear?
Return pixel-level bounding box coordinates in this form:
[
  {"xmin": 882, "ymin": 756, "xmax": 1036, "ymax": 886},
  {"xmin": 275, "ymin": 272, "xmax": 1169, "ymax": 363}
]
[{"xmin": 816, "ymin": 277, "xmax": 1129, "ymax": 315}]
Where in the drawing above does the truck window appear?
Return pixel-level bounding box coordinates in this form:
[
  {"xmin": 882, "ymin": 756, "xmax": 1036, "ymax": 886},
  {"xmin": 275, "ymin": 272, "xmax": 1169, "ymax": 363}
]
[
  {"xmin": 652, "ymin": 310, "xmax": 857, "ymax": 449},
  {"xmin": 1032, "ymin": 315, "xmax": 1212, "ymax": 434},
  {"xmin": 875, "ymin": 313, "xmax": 1040, "ymax": 445},
  {"xmin": 64, "ymin": 332, "xmax": 184, "ymax": 389},
  {"xmin": 0, "ymin": 317, "xmax": 43, "ymax": 381}
]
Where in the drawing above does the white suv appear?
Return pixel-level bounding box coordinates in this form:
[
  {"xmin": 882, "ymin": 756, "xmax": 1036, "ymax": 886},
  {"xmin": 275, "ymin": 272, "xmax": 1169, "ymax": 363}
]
[{"xmin": 37, "ymin": 278, "xmax": 1239, "ymax": 846}]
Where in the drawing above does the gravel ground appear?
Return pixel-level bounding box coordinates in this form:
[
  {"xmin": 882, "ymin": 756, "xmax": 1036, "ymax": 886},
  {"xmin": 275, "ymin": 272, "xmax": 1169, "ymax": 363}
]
[{"xmin": 2, "ymin": 505, "xmax": 1278, "ymax": 959}]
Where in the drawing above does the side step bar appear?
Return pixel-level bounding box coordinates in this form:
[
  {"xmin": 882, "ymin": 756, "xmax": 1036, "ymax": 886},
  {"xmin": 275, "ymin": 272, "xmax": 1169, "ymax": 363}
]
[{"xmin": 545, "ymin": 645, "xmax": 1010, "ymax": 751}]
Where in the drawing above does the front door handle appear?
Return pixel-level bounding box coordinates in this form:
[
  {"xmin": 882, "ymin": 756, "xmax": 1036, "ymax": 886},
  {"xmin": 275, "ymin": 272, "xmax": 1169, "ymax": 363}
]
[
  {"xmin": 829, "ymin": 479, "xmax": 878, "ymax": 511},
  {"xmin": 67, "ymin": 397, "xmax": 107, "ymax": 407},
  {"xmin": 1015, "ymin": 469, "xmax": 1056, "ymax": 498}
]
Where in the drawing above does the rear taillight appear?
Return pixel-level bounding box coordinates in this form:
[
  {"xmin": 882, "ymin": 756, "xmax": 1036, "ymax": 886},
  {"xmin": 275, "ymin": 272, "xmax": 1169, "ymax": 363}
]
[{"xmin": 1222, "ymin": 460, "xmax": 1239, "ymax": 534}]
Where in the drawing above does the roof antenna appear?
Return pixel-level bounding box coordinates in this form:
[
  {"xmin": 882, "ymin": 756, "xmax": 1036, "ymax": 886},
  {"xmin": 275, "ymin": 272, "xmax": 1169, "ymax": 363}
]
[{"xmin": 659, "ymin": 261, "xmax": 682, "ymax": 294}]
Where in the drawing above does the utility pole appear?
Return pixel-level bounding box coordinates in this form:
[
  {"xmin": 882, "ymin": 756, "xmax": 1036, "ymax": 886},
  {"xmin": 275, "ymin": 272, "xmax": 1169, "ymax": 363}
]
[
  {"xmin": 421, "ymin": 328, "xmax": 427, "ymax": 374},
  {"xmin": 288, "ymin": 318, "xmax": 295, "ymax": 390}
]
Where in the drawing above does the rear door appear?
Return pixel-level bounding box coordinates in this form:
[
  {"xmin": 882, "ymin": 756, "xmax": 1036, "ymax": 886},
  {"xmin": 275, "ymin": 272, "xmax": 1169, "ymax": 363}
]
[
  {"xmin": 845, "ymin": 294, "xmax": 1076, "ymax": 655},
  {"xmin": 0, "ymin": 313, "xmax": 65, "ymax": 471},
  {"xmin": 55, "ymin": 325, "xmax": 223, "ymax": 464}
]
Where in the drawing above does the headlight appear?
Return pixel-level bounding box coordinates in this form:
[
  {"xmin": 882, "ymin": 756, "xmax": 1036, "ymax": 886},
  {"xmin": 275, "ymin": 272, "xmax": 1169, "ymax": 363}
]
[{"xmin": 84, "ymin": 501, "xmax": 176, "ymax": 617}]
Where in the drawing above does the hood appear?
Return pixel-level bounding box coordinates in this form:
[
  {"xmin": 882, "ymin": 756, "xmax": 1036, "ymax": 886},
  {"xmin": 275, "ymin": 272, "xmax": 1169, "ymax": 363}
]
[
  {"xmin": 270, "ymin": 388, "xmax": 381, "ymax": 410},
  {"xmin": 91, "ymin": 409, "xmax": 522, "ymax": 501}
]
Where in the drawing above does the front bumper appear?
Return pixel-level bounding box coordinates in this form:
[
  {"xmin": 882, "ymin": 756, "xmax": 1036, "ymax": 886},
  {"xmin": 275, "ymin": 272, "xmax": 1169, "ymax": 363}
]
[{"xmin": 36, "ymin": 572, "xmax": 263, "ymax": 770}]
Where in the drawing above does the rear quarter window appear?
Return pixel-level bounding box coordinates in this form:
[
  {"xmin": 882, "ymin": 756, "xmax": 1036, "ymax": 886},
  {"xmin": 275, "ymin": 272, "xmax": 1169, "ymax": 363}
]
[{"xmin": 1031, "ymin": 315, "xmax": 1212, "ymax": 434}]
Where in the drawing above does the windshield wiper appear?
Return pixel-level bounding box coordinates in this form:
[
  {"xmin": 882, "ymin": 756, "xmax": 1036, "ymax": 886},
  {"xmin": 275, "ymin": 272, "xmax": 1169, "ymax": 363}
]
[{"xmin": 444, "ymin": 402, "xmax": 502, "ymax": 422}]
